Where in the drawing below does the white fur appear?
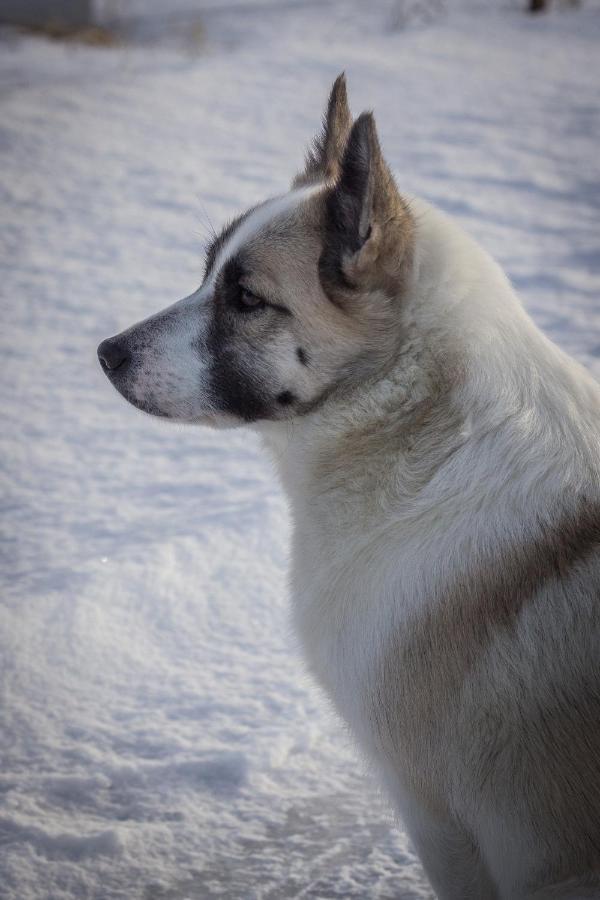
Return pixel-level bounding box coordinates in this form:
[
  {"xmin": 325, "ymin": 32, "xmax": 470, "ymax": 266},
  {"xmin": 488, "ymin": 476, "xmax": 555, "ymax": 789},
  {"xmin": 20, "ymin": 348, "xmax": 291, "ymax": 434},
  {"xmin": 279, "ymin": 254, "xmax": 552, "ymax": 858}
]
[{"xmin": 119, "ymin": 289, "xmax": 212, "ymax": 418}]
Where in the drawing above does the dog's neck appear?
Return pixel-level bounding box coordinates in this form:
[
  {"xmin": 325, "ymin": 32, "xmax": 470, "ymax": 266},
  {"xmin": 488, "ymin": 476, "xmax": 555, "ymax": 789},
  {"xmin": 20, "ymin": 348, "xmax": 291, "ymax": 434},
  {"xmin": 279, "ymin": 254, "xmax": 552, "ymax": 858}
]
[
  {"xmin": 258, "ymin": 335, "xmax": 459, "ymax": 520},
  {"xmin": 258, "ymin": 198, "xmax": 600, "ymax": 540},
  {"xmin": 257, "ymin": 200, "xmax": 500, "ymax": 507}
]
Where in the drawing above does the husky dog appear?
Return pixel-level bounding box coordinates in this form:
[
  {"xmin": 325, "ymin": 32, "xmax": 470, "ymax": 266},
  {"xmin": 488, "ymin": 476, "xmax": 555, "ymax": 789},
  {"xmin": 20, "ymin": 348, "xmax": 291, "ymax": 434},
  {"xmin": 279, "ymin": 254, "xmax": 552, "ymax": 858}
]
[{"xmin": 98, "ymin": 75, "xmax": 600, "ymax": 899}]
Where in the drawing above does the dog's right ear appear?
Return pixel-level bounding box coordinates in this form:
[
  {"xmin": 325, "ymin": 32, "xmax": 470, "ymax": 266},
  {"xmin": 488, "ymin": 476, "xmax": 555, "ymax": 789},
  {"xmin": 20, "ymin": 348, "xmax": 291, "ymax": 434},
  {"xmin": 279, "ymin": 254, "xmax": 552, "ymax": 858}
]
[{"xmin": 293, "ymin": 73, "xmax": 353, "ymax": 188}]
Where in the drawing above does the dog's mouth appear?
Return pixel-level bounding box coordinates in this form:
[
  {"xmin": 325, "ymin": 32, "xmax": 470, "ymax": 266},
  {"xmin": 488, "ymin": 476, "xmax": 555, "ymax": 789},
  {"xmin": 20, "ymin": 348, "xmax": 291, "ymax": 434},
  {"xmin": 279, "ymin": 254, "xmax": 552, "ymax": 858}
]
[{"xmin": 113, "ymin": 382, "xmax": 172, "ymax": 419}]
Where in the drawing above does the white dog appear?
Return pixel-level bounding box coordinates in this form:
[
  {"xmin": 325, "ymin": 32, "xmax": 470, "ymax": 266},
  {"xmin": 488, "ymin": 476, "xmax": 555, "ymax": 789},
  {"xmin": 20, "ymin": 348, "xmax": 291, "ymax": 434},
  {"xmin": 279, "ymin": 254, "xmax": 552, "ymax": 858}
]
[{"xmin": 98, "ymin": 75, "xmax": 600, "ymax": 898}]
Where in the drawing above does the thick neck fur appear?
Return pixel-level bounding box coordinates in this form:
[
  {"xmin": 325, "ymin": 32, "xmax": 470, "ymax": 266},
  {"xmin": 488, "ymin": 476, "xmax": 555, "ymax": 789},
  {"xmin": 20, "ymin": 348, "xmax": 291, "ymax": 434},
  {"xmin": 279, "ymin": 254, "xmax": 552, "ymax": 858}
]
[{"xmin": 258, "ymin": 197, "xmax": 600, "ymax": 548}]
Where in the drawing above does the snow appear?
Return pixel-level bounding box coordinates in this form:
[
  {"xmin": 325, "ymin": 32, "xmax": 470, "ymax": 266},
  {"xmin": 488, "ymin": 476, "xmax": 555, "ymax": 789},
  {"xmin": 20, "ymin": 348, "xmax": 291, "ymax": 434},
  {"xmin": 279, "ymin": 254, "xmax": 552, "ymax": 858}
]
[{"xmin": 1, "ymin": 1, "xmax": 599, "ymax": 897}]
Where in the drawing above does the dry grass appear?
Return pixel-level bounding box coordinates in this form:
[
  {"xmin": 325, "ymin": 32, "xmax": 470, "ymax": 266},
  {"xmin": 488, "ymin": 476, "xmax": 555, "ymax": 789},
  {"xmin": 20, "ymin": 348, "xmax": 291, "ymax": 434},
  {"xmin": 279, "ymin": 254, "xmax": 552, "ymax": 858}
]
[{"xmin": 15, "ymin": 20, "xmax": 119, "ymax": 47}]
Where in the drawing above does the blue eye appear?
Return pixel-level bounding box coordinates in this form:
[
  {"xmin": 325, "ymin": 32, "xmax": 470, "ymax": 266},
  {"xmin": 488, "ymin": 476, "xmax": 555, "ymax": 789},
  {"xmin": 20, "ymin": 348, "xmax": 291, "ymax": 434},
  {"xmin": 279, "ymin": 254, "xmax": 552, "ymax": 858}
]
[{"xmin": 239, "ymin": 288, "xmax": 265, "ymax": 310}]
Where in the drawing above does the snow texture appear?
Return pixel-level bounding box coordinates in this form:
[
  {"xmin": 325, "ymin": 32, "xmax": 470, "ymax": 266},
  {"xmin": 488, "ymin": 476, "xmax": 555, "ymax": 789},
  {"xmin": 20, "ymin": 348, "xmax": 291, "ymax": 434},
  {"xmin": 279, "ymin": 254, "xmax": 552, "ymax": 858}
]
[{"xmin": 1, "ymin": 1, "xmax": 599, "ymax": 897}]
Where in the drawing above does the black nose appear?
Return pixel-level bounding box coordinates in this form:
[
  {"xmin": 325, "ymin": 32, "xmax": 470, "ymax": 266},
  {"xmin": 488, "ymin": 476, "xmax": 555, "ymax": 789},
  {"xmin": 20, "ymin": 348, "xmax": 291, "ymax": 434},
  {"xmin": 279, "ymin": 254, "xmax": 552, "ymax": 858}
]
[{"xmin": 97, "ymin": 337, "xmax": 131, "ymax": 372}]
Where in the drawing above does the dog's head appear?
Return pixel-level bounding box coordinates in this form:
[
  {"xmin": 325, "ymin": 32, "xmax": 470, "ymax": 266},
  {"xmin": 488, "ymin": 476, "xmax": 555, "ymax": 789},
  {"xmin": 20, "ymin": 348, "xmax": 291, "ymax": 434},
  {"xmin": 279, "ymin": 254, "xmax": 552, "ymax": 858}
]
[{"xmin": 97, "ymin": 75, "xmax": 413, "ymax": 426}]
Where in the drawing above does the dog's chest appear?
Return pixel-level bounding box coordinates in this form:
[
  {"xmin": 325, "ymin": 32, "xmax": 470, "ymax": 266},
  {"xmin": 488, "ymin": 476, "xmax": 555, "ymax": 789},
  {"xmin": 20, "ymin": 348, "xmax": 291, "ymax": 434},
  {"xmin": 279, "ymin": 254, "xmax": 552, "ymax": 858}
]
[
  {"xmin": 289, "ymin": 517, "xmax": 416, "ymax": 746},
  {"xmin": 288, "ymin": 508, "xmax": 468, "ymax": 802}
]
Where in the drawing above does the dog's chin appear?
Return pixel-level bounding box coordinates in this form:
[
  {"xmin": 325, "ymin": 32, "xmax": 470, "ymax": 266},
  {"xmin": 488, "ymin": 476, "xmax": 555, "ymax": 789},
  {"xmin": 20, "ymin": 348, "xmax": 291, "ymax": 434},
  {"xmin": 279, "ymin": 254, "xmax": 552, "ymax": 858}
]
[
  {"xmin": 103, "ymin": 374, "xmax": 171, "ymax": 419},
  {"xmin": 103, "ymin": 373, "xmax": 242, "ymax": 429}
]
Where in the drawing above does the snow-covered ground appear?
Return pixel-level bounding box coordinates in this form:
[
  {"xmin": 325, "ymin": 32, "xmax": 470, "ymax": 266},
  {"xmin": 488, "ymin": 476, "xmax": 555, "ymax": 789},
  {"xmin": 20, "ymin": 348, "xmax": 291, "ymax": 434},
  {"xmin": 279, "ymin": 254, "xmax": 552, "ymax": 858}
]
[{"xmin": 1, "ymin": 2, "xmax": 599, "ymax": 898}]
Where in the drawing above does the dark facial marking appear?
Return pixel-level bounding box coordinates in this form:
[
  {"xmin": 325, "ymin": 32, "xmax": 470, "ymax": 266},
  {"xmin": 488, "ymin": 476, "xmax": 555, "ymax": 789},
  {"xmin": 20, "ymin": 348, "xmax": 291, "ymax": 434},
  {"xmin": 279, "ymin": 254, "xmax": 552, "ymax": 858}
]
[
  {"xmin": 219, "ymin": 256, "xmax": 246, "ymax": 306},
  {"xmin": 296, "ymin": 347, "xmax": 309, "ymax": 366},
  {"xmin": 203, "ymin": 211, "xmax": 299, "ymax": 421},
  {"xmin": 206, "ymin": 254, "xmax": 270, "ymax": 422},
  {"xmin": 276, "ymin": 391, "xmax": 296, "ymax": 406},
  {"xmin": 209, "ymin": 353, "xmax": 268, "ymax": 421}
]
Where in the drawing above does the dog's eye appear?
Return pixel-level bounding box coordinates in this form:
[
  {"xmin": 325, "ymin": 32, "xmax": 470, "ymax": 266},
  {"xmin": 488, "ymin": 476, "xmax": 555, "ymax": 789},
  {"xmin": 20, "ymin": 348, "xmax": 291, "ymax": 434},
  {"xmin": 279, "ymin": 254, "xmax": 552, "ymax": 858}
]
[{"xmin": 238, "ymin": 288, "xmax": 265, "ymax": 311}]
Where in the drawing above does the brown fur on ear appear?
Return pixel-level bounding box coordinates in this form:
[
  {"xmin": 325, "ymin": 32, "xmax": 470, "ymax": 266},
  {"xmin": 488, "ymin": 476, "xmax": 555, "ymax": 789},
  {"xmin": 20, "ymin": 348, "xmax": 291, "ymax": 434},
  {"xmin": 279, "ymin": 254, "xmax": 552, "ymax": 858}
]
[
  {"xmin": 293, "ymin": 73, "xmax": 353, "ymax": 188},
  {"xmin": 319, "ymin": 111, "xmax": 413, "ymax": 301}
]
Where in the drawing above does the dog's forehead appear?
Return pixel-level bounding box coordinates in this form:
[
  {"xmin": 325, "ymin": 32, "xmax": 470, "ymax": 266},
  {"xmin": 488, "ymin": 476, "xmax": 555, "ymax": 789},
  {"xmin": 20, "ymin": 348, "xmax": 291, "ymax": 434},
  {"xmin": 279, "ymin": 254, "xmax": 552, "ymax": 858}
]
[{"xmin": 205, "ymin": 184, "xmax": 323, "ymax": 285}]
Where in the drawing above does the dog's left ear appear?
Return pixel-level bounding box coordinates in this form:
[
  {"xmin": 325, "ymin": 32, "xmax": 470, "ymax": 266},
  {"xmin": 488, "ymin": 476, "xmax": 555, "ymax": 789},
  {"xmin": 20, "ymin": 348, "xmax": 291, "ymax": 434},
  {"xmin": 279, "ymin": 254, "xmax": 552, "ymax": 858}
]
[
  {"xmin": 320, "ymin": 111, "xmax": 412, "ymax": 298},
  {"xmin": 293, "ymin": 73, "xmax": 353, "ymax": 187}
]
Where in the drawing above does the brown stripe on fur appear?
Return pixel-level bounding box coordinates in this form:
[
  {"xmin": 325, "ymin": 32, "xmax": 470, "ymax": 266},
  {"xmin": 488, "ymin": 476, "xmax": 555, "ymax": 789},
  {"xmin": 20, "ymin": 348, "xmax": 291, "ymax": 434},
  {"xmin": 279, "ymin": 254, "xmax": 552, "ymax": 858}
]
[{"xmin": 373, "ymin": 498, "xmax": 600, "ymax": 858}]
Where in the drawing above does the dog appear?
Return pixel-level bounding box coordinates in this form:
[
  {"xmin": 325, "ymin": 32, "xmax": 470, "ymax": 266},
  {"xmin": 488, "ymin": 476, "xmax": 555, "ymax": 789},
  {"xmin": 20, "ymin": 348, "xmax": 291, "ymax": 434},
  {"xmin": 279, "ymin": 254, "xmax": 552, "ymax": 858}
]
[{"xmin": 98, "ymin": 75, "xmax": 600, "ymax": 899}]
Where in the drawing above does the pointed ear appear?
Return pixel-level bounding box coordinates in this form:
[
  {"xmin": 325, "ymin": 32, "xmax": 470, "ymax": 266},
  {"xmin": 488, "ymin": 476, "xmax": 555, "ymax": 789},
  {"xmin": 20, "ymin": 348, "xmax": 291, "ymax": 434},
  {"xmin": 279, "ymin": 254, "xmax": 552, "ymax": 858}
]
[
  {"xmin": 293, "ymin": 73, "xmax": 353, "ymax": 188},
  {"xmin": 319, "ymin": 111, "xmax": 411, "ymax": 297}
]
